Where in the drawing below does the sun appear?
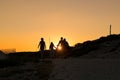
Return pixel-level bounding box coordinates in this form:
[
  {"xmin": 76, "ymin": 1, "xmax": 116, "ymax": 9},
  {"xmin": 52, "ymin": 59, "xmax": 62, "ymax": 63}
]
[{"xmin": 57, "ymin": 45, "xmax": 62, "ymax": 50}]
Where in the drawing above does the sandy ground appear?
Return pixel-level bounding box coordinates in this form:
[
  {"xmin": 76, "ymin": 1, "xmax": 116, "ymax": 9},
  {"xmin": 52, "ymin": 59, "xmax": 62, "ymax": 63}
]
[{"xmin": 49, "ymin": 58, "xmax": 120, "ymax": 80}]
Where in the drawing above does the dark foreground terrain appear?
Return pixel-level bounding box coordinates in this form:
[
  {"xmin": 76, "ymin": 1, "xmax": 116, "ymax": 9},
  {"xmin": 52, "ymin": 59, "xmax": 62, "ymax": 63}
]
[{"xmin": 0, "ymin": 51, "xmax": 54, "ymax": 80}]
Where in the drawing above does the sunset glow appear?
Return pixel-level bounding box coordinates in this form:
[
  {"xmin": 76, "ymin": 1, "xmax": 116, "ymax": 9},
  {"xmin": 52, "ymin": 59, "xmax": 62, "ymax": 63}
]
[
  {"xmin": 0, "ymin": 0, "xmax": 120, "ymax": 52},
  {"xmin": 57, "ymin": 45, "xmax": 62, "ymax": 51}
]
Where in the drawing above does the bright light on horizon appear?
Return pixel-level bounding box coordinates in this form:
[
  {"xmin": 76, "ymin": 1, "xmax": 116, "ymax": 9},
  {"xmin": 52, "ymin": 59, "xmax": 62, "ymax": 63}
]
[{"xmin": 57, "ymin": 45, "xmax": 62, "ymax": 50}]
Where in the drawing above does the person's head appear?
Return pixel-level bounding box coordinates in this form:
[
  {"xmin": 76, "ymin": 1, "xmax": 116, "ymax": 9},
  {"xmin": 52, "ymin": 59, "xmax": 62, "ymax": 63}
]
[
  {"xmin": 64, "ymin": 38, "xmax": 66, "ymax": 41},
  {"xmin": 60, "ymin": 37, "xmax": 63, "ymax": 40},
  {"xmin": 41, "ymin": 38, "xmax": 44, "ymax": 41},
  {"xmin": 51, "ymin": 42, "xmax": 53, "ymax": 44}
]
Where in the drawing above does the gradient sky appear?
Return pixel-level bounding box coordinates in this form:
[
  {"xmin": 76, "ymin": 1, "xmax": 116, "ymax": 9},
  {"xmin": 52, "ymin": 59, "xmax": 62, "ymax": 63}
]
[{"xmin": 0, "ymin": 0, "xmax": 120, "ymax": 52}]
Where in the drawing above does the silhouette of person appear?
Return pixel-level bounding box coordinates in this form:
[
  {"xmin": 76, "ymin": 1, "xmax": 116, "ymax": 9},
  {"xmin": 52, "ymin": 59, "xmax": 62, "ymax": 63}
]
[
  {"xmin": 38, "ymin": 38, "xmax": 46, "ymax": 59},
  {"xmin": 57, "ymin": 37, "xmax": 64, "ymax": 50},
  {"xmin": 63, "ymin": 38, "xmax": 69, "ymax": 52},
  {"xmin": 49, "ymin": 42, "xmax": 56, "ymax": 58}
]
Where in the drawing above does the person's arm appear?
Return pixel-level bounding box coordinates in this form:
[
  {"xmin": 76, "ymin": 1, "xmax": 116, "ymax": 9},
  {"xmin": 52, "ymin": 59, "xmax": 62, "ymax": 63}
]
[{"xmin": 53, "ymin": 44, "xmax": 56, "ymax": 49}]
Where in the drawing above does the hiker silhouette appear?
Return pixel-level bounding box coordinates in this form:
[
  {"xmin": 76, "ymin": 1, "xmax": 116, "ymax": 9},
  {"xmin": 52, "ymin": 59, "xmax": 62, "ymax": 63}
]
[
  {"xmin": 63, "ymin": 38, "xmax": 69, "ymax": 51},
  {"xmin": 57, "ymin": 37, "xmax": 64, "ymax": 49},
  {"xmin": 38, "ymin": 38, "xmax": 46, "ymax": 59},
  {"xmin": 49, "ymin": 42, "xmax": 56, "ymax": 58}
]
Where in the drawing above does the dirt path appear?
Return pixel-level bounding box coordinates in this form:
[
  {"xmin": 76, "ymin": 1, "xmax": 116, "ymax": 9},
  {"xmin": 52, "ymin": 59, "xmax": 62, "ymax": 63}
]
[{"xmin": 49, "ymin": 58, "xmax": 120, "ymax": 80}]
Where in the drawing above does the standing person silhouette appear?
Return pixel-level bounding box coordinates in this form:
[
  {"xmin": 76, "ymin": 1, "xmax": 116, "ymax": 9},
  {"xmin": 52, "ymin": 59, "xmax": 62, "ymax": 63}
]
[
  {"xmin": 56, "ymin": 37, "xmax": 64, "ymax": 57},
  {"xmin": 38, "ymin": 38, "xmax": 46, "ymax": 59},
  {"xmin": 49, "ymin": 42, "xmax": 56, "ymax": 58},
  {"xmin": 57, "ymin": 37, "xmax": 64, "ymax": 49},
  {"xmin": 63, "ymin": 38, "xmax": 70, "ymax": 57},
  {"xmin": 63, "ymin": 38, "xmax": 69, "ymax": 50}
]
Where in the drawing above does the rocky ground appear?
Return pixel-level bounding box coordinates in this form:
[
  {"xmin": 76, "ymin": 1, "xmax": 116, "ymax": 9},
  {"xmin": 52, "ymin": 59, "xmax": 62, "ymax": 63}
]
[
  {"xmin": 0, "ymin": 58, "xmax": 120, "ymax": 80},
  {"xmin": 0, "ymin": 59, "xmax": 53, "ymax": 80},
  {"xmin": 49, "ymin": 58, "xmax": 120, "ymax": 80}
]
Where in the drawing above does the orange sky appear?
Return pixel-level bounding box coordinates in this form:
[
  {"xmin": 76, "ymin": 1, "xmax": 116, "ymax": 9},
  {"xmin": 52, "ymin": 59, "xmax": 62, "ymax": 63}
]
[{"xmin": 0, "ymin": 0, "xmax": 120, "ymax": 52}]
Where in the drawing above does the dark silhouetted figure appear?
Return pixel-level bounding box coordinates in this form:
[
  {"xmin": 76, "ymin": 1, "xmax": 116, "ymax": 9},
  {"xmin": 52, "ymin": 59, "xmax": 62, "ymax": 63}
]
[
  {"xmin": 56, "ymin": 37, "xmax": 64, "ymax": 57},
  {"xmin": 38, "ymin": 38, "xmax": 46, "ymax": 59},
  {"xmin": 63, "ymin": 38, "xmax": 70, "ymax": 57},
  {"xmin": 49, "ymin": 42, "xmax": 56, "ymax": 58},
  {"xmin": 57, "ymin": 37, "xmax": 64, "ymax": 49},
  {"xmin": 63, "ymin": 38, "xmax": 69, "ymax": 50}
]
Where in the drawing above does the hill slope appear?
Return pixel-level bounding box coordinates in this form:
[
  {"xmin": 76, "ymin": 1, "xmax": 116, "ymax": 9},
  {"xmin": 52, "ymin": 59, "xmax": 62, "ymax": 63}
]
[{"xmin": 70, "ymin": 34, "xmax": 120, "ymax": 58}]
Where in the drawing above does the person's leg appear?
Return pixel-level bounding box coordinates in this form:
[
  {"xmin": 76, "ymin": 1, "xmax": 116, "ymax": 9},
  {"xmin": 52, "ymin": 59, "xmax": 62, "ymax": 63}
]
[
  {"xmin": 50, "ymin": 51, "xmax": 52, "ymax": 58},
  {"xmin": 40, "ymin": 50, "xmax": 44, "ymax": 59}
]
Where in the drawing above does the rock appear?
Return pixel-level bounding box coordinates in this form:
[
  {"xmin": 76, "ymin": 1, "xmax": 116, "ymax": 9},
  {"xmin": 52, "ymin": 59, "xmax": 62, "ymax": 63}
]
[{"xmin": 0, "ymin": 50, "xmax": 7, "ymax": 60}]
